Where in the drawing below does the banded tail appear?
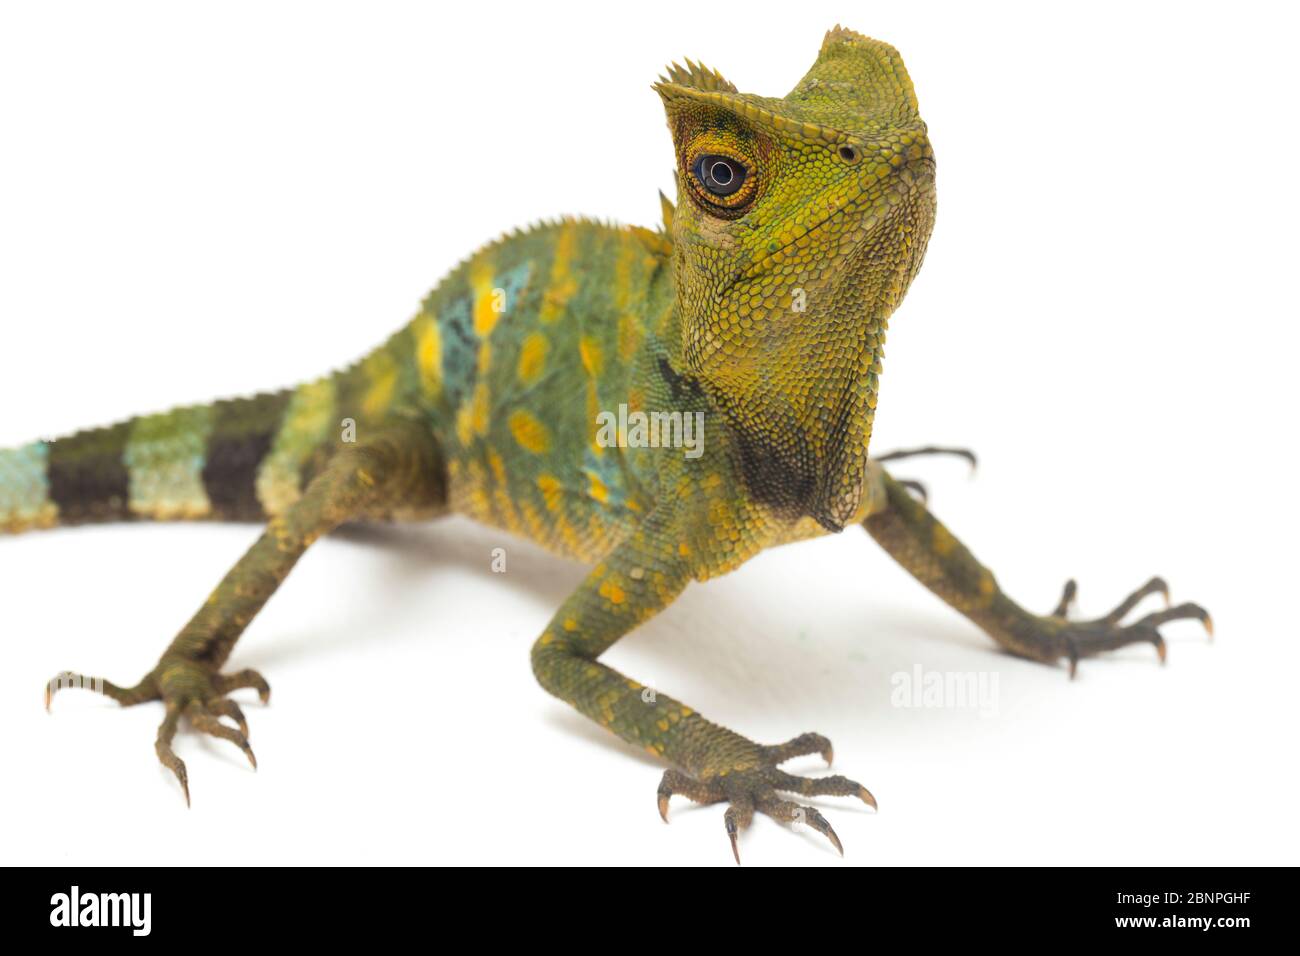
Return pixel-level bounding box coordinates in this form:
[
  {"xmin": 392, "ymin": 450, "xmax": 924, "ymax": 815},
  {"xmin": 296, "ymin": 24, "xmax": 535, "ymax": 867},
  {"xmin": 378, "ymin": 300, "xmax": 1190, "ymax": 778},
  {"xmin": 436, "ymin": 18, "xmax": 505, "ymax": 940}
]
[{"xmin": 0, "ymin": 384, "xmax": 341, "ymax": 535}]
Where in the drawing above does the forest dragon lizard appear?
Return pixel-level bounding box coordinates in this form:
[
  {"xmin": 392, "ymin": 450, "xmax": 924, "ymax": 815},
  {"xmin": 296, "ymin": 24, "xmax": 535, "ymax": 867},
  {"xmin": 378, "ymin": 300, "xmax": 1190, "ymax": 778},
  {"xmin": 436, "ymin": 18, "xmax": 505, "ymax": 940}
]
[{"xmin": 0, "ymin": 27, "xmax": 1211, "ymax": 862}]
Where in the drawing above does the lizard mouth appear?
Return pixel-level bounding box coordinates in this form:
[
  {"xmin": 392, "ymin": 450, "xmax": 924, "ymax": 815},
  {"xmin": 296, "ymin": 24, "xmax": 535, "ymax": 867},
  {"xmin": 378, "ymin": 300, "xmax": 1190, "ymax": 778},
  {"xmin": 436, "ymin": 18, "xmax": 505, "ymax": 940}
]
[
  {"xmin": 738, "ymin": 159, "xmax": 934, "ymax": 281},
  {"xmin": 740, "ymin": 196, "xmax": 861, "ymax": 281}
]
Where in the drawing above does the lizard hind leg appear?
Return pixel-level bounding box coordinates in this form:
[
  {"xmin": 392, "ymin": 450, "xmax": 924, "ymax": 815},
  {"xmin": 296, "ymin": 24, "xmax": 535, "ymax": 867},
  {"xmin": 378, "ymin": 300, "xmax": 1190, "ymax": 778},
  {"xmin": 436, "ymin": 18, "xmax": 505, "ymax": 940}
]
[
  {"xmin": 43, "ymin": 665, "xmax": 268, "ymax": 806},
  {"xmin": 45, "ymin": 421, "xmax": 445, "ymax": 805}
]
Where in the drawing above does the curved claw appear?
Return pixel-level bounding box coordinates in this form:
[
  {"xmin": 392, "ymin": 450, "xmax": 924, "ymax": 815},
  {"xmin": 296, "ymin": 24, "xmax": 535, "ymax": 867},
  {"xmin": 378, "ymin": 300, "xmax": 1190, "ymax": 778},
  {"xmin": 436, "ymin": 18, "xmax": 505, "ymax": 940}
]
[
  {"xmin": 1102, "ymin": 576, "xmax": 1170, "ymax": 625},
  {"xmin": 155, "ymin": 703, "xmax": 189, "ymax": 808},
  {"xmin": 725, "ymin": 814, "xmax": 741, "ymax": 864},
  {"xmin": 188, "ymin": 705, "xmax": 258, "ymax": 770},
  {"xmin": 723, "ymin": 797, "xmax": 753, "ymax": 865},
  {"xmin": 1136, "ymin": 602, "xmax": 1213, "ymax": 639},
  {"xmin": 803, "ymin": 806, "xmax": 844, "ymax": 857},
  {"xmin": 208, "ymin": 698, "xmax": 249, "ymax": 736},
  {"xmin": 656, "ymin": 769, "xmax": 722, "ymax": 824}
]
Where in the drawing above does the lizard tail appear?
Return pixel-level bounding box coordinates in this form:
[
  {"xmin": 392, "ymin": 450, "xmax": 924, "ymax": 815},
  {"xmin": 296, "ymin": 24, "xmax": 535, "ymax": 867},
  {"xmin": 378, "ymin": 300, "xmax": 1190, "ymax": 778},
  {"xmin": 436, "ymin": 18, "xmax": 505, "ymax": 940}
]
[{"xmin": 0, "ymin": 382, "xmax": 340, "ymax": 535}]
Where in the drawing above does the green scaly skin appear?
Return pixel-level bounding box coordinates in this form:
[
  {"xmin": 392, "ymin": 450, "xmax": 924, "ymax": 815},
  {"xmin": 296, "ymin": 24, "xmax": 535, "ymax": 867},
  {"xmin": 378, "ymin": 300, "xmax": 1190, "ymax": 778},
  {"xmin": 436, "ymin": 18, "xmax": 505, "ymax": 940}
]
[{"xmin": 1, "ymin": 28, "xmax": 1210, "ymax": 861}]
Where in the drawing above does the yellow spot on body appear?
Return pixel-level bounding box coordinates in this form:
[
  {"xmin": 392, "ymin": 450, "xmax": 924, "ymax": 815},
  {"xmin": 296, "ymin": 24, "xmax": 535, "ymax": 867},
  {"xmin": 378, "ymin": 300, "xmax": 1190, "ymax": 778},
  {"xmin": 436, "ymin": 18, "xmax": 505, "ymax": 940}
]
[
  {"xmin": 468, "ymin": 486, "xmax": 491, "ymax": 518},
  {"xmin": 678, "ymin": 541, "xmax": 691, "ymax": 557},
  {"xmin": 471, "ymin": 259, "xmax": 500, "ymax": 338},
  {"xmin": 517, "ymin": 332, "xmax": 548, "ymax": 385},
  {"xmin": 563, "ymin": 617, "xmax": 578, "ymax": 632},
  {"xmin": 933, "ymin": 524, "xmax": 956, "ymax": 556},
  {"xmin": 578, "ymin": 336, "xmax": 604, "ymax": 378},
  {"xmin": 588, "ymin": 472, "xmax": 608, "ymax": 504},
  {"xmin": 413, "ymin": 311, "xmax": 442, "ymax": 399},
  {"xmin": 537, "ymin": 473, "xmax": 563, "ymax": 512},
  {"xmin": 539, "ymin": 223, "xmax": 578, "ymax": 324},
  {"xmin": 361, "ymin": 350, "xmax": 398, "ymax": 419},
  {"xmin": 471, "ymin": 381, "xmax": 490, "ymax": 437},
  {"xmin": 599, "ymin": 579, "xmax": 626, "ymax": 605},
  {"xmin": 455, "ymin": 381, "xmax": 491, "ymax": 447},
  {"xmin": 508, "ymin": 409, "xmax": 552, "ymax": 454},
  {"xmin": 487, "ymin": 449, "xmax": 521, "ymax": 534},
  {"xmin": 455, "ymin": 405, "xmax": 473, "ymax": 446},
  {"xmin": 477, "ymin": 341, "xmax": 493, "ymax": 376},
  {"xmin": 519, "ymin": 497, "xmax": 549, "ymax": 543},
  {"xmin": 586, "ymin": 378, "xmax": 602, "ymax": 457}
]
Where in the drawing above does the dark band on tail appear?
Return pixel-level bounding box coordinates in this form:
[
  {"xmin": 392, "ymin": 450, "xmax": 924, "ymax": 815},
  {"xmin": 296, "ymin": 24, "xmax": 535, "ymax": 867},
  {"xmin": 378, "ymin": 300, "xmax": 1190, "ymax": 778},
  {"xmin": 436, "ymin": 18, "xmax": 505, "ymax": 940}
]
[
  {"xmin": 46, "ymin": 422, "xmax": 134, "ymax": 526},
  {"xmin": 201, "ymin": 391, "xmax": 294, "ymax": 521}
]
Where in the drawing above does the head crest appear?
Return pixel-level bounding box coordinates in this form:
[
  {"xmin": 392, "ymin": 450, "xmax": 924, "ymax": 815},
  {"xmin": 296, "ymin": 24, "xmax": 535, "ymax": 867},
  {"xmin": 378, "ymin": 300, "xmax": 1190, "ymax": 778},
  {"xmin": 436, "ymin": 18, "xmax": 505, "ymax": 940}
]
[{"xmin": 654, "ymin": 26, "xmax": 923, "ymax": 144}]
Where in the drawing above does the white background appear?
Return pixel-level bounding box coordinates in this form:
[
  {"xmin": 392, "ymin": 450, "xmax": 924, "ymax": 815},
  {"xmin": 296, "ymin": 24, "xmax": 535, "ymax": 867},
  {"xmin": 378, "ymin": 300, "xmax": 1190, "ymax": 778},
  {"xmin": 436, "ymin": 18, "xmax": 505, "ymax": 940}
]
[{"xmin": 1, "ymin": 1, "xmax": 1296, "ymax": 866}]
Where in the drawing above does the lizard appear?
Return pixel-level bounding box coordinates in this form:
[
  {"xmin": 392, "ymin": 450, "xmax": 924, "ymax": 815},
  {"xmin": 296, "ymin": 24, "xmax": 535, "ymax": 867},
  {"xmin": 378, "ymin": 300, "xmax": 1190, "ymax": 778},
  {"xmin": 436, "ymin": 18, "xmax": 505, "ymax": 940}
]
[{"xmin": 0, "ymin": 26, "xmax": 1211, "ymax": 862}]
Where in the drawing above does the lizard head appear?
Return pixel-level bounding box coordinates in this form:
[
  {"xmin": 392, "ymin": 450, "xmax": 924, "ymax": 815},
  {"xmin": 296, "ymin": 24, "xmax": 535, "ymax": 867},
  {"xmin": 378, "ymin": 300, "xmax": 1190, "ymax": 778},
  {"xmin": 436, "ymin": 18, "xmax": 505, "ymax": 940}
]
[{"xmin": 656, "ymin": 27, "xmax": 936, "ymax": 531}]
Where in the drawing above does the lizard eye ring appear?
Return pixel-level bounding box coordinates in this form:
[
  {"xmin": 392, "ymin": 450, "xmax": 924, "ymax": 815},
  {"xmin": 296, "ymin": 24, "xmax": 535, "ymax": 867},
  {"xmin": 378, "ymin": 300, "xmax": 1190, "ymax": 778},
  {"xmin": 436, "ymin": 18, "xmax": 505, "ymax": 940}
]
[
  {"xmin": 837, "ymin": 144, "xmax": 861, "ymax": 165},
  {"xmin": 693, "ymin": 154, "xmax": 747, "ymax": 197}
]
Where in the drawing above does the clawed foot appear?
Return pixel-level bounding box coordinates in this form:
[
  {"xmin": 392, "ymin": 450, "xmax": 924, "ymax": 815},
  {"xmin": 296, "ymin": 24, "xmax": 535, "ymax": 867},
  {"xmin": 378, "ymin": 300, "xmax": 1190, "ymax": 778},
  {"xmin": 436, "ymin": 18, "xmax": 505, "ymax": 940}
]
[
  {"xmin": 656, "ymin": 732, "xmax": 875, "ymax": 864},
  {"xmin": 45, "ymin": 657, "xmax": 271, "ymax": 806},
  {"xmin": 1045, "ymin": 576, "xmax": 1212, "ymax": 678}
]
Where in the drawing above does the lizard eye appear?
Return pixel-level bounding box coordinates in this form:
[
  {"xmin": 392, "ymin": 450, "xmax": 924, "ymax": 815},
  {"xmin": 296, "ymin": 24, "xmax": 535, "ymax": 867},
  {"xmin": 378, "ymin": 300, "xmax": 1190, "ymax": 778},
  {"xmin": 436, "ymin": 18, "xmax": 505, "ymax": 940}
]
[{"xmin": 693, "ymin": 154, "xmax": 747, "ymax": 197}]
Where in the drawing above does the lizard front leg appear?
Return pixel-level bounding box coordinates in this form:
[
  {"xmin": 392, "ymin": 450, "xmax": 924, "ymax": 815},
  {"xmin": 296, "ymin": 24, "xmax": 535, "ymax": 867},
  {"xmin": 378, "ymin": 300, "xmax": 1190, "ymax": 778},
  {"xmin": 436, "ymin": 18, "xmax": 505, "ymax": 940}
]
[
  {"xmin": 46, "ymin": 419, "xmax": 445, "ymax": 804},
  {"xmin": 531, "ymin": 505, "xmax": 875, "ymax": 863},
  {"xmin": 862, "ymin": 467, "xmax": 1211, "ymax": 675}
]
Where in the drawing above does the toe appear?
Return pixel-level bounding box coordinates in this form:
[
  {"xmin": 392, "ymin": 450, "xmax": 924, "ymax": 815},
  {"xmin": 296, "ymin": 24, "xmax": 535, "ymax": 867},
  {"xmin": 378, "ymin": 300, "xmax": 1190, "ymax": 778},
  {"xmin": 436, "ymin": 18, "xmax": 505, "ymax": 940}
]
[
  {"xmin": 723, "ymin": 795, "xmax": 754, "ymax": 864},
  {"xmin": 187, "ymin": 703, "xmax": 257, "ymax": 770},
  {"xmin": 763, "ymin": 732, "xmax": 834, "ymax": 767},
  {"xmin": 154, "ymin": 702, "xmax": 189, "ymax": 807},
  {"xmin": 216, "ymin": 668, "xmax": 271, "ymax": 704}
]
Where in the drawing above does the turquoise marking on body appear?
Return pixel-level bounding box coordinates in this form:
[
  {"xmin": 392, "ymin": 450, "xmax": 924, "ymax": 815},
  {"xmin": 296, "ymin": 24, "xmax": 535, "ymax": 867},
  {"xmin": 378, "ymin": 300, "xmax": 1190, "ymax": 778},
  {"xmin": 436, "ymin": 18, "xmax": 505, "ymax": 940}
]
[
  {"xmin": 437, "ymin": 294, "xmax": 477, "ymax": 407},
  {"xmin": 0, "ymin": 442, "xmax": 54, "ymax": 527},
  {"xmin": 582, "ymin": 446, "xmax": 630, "ymax": 511},
  {"xmin": 437, "ymin": 261, "xmax": 536, "ymax": 411},
  {"xmin": 495, "ymin": 261, "xmax": 533, "ymax": 317},
  {"xmin": 123, "ymin": 407, "xmax": 214, "ymax": 517}
]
